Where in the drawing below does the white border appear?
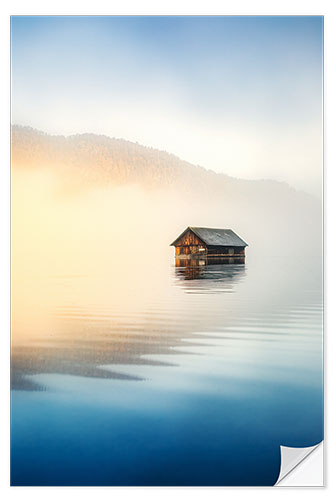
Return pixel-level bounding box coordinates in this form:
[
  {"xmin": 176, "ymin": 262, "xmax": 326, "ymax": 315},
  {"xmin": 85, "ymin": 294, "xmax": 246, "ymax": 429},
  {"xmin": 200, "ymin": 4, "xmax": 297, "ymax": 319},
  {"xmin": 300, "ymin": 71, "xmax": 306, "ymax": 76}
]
[{"xmin": 1, "ymin": 2, "xmax": 332, "ymax": 498}]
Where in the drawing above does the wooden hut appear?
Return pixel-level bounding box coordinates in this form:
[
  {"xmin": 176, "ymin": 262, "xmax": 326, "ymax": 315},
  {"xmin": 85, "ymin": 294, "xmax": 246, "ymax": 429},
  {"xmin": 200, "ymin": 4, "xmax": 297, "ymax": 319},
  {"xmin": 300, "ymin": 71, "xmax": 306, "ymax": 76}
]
[{"xmin": 170, "ymin": 227, "xmax": 248, "ymax": 259}]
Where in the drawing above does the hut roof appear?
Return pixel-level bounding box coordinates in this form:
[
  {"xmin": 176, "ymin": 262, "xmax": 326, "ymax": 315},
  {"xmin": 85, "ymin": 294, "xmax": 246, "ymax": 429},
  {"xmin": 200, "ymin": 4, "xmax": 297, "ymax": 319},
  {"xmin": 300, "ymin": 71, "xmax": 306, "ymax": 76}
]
[{"xmin": 171, "ymin": 227, "xmax": 248, "ymax": 247}]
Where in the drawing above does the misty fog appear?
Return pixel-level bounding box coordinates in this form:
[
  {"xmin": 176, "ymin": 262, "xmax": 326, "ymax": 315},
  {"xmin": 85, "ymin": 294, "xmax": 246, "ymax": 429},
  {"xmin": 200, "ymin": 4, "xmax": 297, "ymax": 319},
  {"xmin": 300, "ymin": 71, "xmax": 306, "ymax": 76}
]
[{"xmin": 11, "ymin": 127, "xmax": 322, "ymax": 347}]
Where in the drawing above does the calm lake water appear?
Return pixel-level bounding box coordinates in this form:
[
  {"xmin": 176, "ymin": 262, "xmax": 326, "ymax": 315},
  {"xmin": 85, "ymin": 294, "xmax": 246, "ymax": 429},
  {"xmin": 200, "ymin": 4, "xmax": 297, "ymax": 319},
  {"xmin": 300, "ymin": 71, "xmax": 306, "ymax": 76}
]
[{"xmin": 11, "ymin": 254, "xmax": 323, "ymax": 486}]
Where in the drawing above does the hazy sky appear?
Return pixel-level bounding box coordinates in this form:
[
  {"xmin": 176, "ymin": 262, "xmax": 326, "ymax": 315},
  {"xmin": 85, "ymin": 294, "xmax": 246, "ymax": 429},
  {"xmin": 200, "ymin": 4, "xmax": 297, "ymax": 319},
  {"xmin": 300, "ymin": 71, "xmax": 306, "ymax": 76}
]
[{"xmin": 11, "ymin": 16, "xmax": 323, "ymax": 196}]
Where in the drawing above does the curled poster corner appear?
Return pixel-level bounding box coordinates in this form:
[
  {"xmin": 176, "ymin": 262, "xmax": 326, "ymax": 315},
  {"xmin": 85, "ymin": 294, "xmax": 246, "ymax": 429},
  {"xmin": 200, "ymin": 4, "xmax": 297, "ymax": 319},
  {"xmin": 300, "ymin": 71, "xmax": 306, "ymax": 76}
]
[{"xmin": 275, "ymin": 442, "xmax": 323, "ymax": 486}]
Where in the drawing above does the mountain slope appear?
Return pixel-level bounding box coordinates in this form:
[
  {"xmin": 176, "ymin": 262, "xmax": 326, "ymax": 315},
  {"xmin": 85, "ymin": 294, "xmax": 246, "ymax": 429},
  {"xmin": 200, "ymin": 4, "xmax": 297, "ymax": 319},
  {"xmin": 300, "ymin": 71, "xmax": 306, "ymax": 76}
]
[{"xmin": 11, "ymin": 125, "xmax": 322, "ymax": 256}]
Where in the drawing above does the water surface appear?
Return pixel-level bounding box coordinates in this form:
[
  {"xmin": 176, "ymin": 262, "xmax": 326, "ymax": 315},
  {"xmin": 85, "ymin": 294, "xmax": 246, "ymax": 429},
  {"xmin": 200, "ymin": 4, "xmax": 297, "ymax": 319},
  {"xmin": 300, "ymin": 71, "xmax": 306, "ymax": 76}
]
[{"xmin": 11, "ymin": 254, "xmax": 323, "ymax": 486}]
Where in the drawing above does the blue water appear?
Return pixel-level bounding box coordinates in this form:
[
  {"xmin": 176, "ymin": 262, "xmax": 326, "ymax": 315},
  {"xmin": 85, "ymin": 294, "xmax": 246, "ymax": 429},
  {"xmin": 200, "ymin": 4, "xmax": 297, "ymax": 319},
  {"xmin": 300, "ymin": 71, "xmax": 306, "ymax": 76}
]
[{"xmin": 11, "ymin": 255, "xmax": 323, "ymax": 486}]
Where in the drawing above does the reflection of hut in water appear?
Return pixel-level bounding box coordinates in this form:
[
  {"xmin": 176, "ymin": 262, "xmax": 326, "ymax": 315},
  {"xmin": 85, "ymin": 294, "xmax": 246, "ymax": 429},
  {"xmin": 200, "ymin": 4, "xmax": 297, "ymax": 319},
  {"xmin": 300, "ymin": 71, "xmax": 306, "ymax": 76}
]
[
  {"xmin": 171, "ymin": 227, "xmax": 248, "ymax": 264},
  {"xmin": 175, "ymin": 261, "xmax": 246, "ymax": 287}
]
